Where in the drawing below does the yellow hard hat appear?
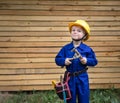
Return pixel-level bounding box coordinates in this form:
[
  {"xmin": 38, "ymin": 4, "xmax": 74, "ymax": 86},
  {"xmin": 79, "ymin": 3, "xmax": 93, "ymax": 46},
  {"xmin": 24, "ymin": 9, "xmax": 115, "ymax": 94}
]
[{"xmin": 68, "ymin": 20, "xmax": 90, "ymax": 41}]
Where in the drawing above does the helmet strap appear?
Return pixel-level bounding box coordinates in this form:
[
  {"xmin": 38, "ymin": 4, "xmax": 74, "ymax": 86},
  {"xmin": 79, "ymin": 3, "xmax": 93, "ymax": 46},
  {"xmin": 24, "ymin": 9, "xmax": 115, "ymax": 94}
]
[{"xmin": 72, "ymin": 34, "xmax": 87, "ymax": 41}]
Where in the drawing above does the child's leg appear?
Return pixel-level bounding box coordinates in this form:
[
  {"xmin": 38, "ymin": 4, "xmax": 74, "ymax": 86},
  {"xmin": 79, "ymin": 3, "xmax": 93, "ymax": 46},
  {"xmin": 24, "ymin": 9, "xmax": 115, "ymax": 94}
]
[
  {"xmin": 67, "ymin": 89, "xmax": 76, "ymax": 103},
  {"xmin": 77, "ymin": 76, "xmax": 90, "ymax": 103},
  {"xmin": 67, "ymin": 77, "xmax": 77, "ymax": 103},
  {"xmin": 77, "ymin": 89, "xmax": 89, "ymax": 103}
]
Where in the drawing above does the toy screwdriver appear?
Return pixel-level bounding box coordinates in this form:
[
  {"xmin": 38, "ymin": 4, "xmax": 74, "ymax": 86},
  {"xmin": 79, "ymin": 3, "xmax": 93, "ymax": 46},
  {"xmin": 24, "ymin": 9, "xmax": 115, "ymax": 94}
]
[{"xmin": 60, "ymin": 75, "xmax": 67, "ymax": 103}]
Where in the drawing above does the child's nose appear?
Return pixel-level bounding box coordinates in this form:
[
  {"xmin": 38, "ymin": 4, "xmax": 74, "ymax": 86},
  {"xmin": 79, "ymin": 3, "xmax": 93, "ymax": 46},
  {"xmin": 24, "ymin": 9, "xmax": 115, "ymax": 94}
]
[{"xmin": 74, "ymin": 30, "xmax": 77, "ymax": 33}]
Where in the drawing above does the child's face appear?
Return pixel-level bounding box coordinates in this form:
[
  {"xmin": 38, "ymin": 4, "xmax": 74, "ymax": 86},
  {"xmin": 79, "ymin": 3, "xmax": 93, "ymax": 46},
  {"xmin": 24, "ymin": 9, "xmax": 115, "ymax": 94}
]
[{"xmin": 70, "ymin": 26, "xmax": 85, "ymax": 41}]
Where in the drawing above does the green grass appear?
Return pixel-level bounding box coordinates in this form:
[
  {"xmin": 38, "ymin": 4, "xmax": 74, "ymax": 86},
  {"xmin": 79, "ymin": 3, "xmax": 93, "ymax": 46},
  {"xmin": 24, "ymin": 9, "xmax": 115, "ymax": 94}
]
[
  {"xmin": 0, "ymin": 89, "xmax": 120, "ymax": 103},
  {"xmin": 90, "ymin": 89, "xmax": 120, "ymax": 103}
]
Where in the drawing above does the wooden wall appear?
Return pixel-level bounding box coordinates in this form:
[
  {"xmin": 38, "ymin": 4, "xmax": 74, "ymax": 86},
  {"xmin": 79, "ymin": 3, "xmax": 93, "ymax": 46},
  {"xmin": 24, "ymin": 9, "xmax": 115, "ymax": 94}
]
[{"xmin": 0, "ymin": 0, "xmax": 120, "ymax": 91}]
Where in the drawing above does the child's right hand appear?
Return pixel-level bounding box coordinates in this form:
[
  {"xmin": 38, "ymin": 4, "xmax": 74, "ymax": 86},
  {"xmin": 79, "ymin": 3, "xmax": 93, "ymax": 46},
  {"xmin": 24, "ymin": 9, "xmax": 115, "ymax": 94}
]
[{"xmin": 65, "ymin": 58, "xmax": 72, "ymax": 65}]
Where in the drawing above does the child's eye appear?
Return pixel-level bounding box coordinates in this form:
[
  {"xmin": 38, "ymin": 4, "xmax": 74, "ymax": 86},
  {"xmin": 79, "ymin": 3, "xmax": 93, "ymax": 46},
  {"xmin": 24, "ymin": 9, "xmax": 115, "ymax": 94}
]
[
  {"xmin": 77, "ymin": 30, "xmax": 81, "ymax": 32},
  {"xmin": 72, "ymin": 29, "xmax": 75, "ymax": 31}
]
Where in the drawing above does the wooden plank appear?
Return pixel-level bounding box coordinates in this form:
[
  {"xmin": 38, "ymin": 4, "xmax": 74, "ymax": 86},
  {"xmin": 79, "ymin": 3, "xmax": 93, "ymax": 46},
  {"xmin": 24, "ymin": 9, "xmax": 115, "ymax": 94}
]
[
  {"xmin": 0, "ymin": 74, "xmax": 62, "ymax": 81},
  {"xmin": 0, "ymin": 42, "xmax": 66, "ymax": 47},
  {"xmin": 0, "ymin": 61, "xmax": 119, "ymax": 69},
  {"xmin": 0, "ymin": 83, "xmax": 120, "ymax": 91},
  {"xmin": 0, "ymin": 68, "xmax": 65, "ymax": 75},
  {"xmin": 0, "ymin": 85, "xmax": 53, "ymax": 91},
  {"xmin": 96, "ymin": 52, "xmax": 120, "ymax": 57},
  {"xmin": 0, "ymin": 56, "xmax": 119, "ymax": 63},
  {"xmin": 0, "ymin": 26, "xmax": 119, "ymax": 32},
  {"xmin": 89, "ymin": 78, "xmax": 120, "ymax": 84},
  {"xmin": 0, "ymin": 36, "xmax": 119, "ymax": 42},
  {"xmin": 0, "ymin": 21, "xmax": 69, "ymax": 27},
  {"xmin": 0, "ymin": 63, "xmax": 57, "ymax": 69},
  {"xmin": 90, "ymin": 84, "xmax": 120, "ymax": 89},
  {"xmin": 0, "ymin": 31, "xmax": 119, "ymax": 37},
  {"xmin": 97, "ymin": 62, "xmax": 120, "ymax": 68},
  {"xmin": 0, "ymin": 52, "xmax": 119, "ymax": 58},
  {"xmin": 0, "ymin": 0, "xmax": 120, "ymax": 6},
  {"xmin": 0, "ymin": 80, "xmax": 52, "ymax": 86},
  {"xmin": 0, "ymin": 37, "xmax": 71, "ymax": 42},
  {"xmin": 0, "ymin": 68, "xmax": 119, "ymax": 75},
  {"xmin": 88, "ymin": 36, "xmax": 120, "ymax": 41},
  {"xmin": 0, "ymin": 53, "xmax": 56, "ymax": 58},
  {"xmin": 0, "ymin": 83, "xmax": 119, "ymax": 91},
  {"xmin": 0, "ymin": 21, "xmax": 120, "ymax": 27},
  {"xmin": 0, "ymin": 78, "xmax": 119, "ymax": 86},
  {"xmin": 0, "ymin": 16, "xmax": 119, "ymax": 21},
  {"xmin": 0, "ymin": 47, "xmax": 119, "ymax": 53},
  {"xmin": 89, "ymin": 73, "xmax": 120, "ymax": 78},
  {"xmin": 0, "ymin": 41, "xmax": 119, "ymax": 47},
  {"xmin": 0, "ymin": 58, "xmax": 55, "ymax": 63},
  {"xmin": 0, "ymin": 10, "xmax": 119, "ymax": 16},
  {"xmin": 0, "ymin": 5, "xmax": 120, "ymax": 11},
  {"xmin": 88, "ymin": 68, "xmax": 120, "ymax": 73},
  {"xmin": 0, "ymin": 31, "xmax": 70, "ymax": 37},
  {"xmin": 0, "ymin": 73, "xmax": 119, "ymax": 81},
  {"xmin": 0, "ymin": 48, "xmax": 60, "ymax": 53},
  {"xmin": 97, "ymin": 57, "xmax": 120, "ymax": 62}
]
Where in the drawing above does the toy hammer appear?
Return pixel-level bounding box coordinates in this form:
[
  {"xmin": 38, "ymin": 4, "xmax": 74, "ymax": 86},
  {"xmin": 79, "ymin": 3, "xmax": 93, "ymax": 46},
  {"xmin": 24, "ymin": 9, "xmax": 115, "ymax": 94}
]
[
  {"xmin": 69, "ymin": 48, "xmax": 83, "ymax": 60},
  {"xmin": 61, "ymin": 48, "xmax": 83, "ymax": 68}
]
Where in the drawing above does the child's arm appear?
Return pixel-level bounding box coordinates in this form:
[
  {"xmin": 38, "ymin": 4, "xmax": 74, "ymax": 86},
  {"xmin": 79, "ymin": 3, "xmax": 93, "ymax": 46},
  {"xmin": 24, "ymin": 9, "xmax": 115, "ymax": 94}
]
[
  {"xmin": 55, "ymin": 48, "xmax": 66, "ymax": 67},
  {"xmin": 86, "ymin": 48, "xmax": 98, "ymax": 66}
]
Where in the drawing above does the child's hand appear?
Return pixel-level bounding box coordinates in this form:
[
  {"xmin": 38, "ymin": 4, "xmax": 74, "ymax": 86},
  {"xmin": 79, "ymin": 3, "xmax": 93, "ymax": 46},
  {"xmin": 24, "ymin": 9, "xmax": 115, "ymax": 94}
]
[
  {"xmin": 80, "ymin": 57, "xmax": 87, "ymax": 64},
  {"xmin": 65, "ymin": 58, "xmax": 72, "ymax": 65}
]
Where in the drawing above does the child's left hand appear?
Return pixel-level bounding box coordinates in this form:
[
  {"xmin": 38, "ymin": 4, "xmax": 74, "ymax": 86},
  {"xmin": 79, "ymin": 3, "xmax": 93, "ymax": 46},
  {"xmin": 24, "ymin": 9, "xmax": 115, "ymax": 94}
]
[{"xmin": 80, "ymin": 57, "xmax": 87, "ymax": 64}]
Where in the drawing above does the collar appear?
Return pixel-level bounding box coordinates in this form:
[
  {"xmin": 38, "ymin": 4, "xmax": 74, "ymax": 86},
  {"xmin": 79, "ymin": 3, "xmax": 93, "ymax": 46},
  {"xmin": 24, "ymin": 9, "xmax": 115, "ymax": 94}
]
[{"xmin": 68, "ymin": 41, "xmax": 85, "ymax": 51}]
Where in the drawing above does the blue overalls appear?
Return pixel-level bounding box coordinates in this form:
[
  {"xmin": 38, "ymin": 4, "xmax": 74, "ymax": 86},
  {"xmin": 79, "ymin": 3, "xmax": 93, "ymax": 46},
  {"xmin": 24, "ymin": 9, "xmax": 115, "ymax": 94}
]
[{"xmin": 55, "ymin": 42, "xmax": 98, "ymax": 103}]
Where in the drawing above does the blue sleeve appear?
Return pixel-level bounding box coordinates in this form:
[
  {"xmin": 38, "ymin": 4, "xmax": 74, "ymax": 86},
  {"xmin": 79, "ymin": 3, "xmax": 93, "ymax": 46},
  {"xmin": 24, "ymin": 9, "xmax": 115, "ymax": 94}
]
[
  {"xmin": 55, "ymin": 47, "xmax": 66, "ymax": 67},
  {"xmin": 86, "ymin": 48, "xmax": 98, "ymax": 66}
]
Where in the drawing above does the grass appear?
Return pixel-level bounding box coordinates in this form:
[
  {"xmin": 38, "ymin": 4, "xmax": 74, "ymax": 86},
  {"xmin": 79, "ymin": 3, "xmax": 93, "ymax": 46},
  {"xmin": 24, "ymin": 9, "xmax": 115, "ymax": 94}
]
[
  {"xmin": 90, "ymin": 89, "xmax": 120, "ymax": 103},
  {"xmin": 0, "ymin": 89, "xmax": 120, "ymax": 103}
]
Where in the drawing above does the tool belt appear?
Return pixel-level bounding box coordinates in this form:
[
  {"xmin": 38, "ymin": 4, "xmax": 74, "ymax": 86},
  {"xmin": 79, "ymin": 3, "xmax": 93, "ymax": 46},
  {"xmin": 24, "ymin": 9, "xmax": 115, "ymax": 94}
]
[
  {"xmin": 54, "ymin": 67, "xmax": 88, "ymax": 100},
  {"xmin": 69, "ymin": 67, "xmax": 88, "ymax": 77},
  {"xmin": 55, "ymin": 72, "xmax": 72, "ymax": 100}
]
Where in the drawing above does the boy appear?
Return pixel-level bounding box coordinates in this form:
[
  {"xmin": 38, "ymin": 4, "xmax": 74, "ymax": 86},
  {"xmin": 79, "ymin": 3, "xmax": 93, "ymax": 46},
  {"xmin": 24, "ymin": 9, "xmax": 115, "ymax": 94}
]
[{"xmin": 55, "ymin": 20, "xmax": 98, "ymax": 103}]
